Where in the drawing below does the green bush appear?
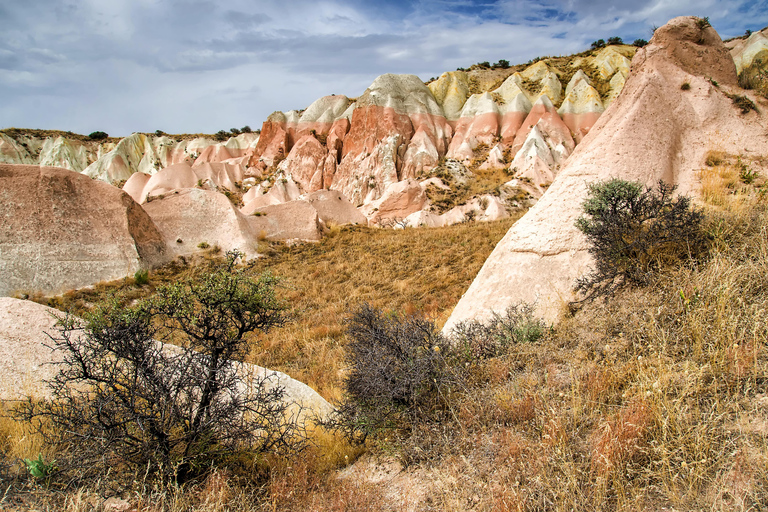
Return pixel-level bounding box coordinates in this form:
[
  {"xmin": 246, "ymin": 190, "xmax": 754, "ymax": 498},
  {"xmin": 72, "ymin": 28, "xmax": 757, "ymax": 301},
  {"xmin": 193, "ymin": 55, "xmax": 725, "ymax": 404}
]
[
  {"xmin": 88, "ymin": 131, "xmax": 108, "ymax": 140},
  {"xmin": 591, "ymin": 39, "xmax": 606, "ymax": 50},
  {"xmin": 450, "ymin": 303, "xmax": 545, "ymax": 360},
  {"xmin": 574, "ymin": 179, "xmax": 705, "ymax": 300},
  {"xmin": 133, "ymin": 268, "xmax": 149, "ymax": 286},
  {"xmin": 607, "ymin": 36, "xmax": 623, "ymax": 45},
  {"xmin": 633, "ymin": 38, "xmax": 648, "ymax": 47},
  {"xmin": 18, "ymin": 251, "xmax": 302, "ymax": 482}
]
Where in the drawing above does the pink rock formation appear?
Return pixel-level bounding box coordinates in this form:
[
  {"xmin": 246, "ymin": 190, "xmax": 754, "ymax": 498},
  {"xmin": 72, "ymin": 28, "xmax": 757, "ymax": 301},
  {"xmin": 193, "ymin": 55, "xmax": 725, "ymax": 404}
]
[
  {"xmin": 142, "ymin": 188, "xmax": 259, "ymax": 258},
  {"xmin": 331, "ymin": 74, "xmax": 452, "ymax": 205},
  {"xmin": 510, "ymin": 95, "xmax": 573, "ymax": 156},
  {"xmin": 444, "ymin": 16, "xmax": 766, "ymax": 330},
  {"xmin": 447, "ymin": 93, "xmax": 502, "ymax": 162},
  {"xmin": 248, "ymin": 200, "xmax": 324, "ymax": 241},
  {"xmin": 557, "ymin": 79, "xmax": 605, "ymax": 143},
  {"xmin": 304, "ymin": 190, "xmax": 367, "ymax": 226},
  {"xmin": 360, "ymin": 178, "xmax": 427, "ymax": 226},
  {"xmin": 0, "ymin": 164, "xmax": 168, "ymax": 296}
]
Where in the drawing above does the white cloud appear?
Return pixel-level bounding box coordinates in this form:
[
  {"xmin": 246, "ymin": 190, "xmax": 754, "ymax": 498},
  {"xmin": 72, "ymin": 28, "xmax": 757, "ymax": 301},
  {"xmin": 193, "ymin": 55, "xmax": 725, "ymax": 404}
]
[{"xmin": 0, "ymin": 0, "xmax": 764, "ymax": 135}]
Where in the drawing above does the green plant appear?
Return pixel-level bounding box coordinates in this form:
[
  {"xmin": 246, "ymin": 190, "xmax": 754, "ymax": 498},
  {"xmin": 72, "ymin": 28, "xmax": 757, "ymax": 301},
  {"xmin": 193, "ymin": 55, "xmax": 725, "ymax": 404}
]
[
  {"xmin": 214, "ymin": 130, "xmax": 228, "ymax": 141},
  {"xmin": 450, "ymin": 303, "xmax": 545, "ymax": 360},
  {"xmin": 738, "ymin": 157, "xmax": 759, "ymax": 183},
  {"xmin": 681, "ymin": 82, "xmax": 691, "ymax": 91},
  {"xmin": 494, "ymin": 59, "xmax": 510, "ymax": 69},
  {"xmin": 197, "ymin": 241, "xmax": 210, "ymax": 249},
  {"xmin": 18, "ymin": 251, "xmax": 302, "ymax": 482},
  {"xmin": 24, "ymin": 453, "xmax": 57, "ymax": 480},
  {"xmin": 607, "ymin": 36, "xmax": 623, "ymax": 45},
  {"xmin": 134, "ymin": 268, "xmax": 149, "ymax": 286},
  {"xmin": 696, "ymin": 16, "xmax": 711, "ymax": 30},
  {"xmin": 241, "ymin": 125, "xmax": 252, "ymax": 133},
  {"xmin": 590, "ymin": 39, "xmax": 606, "ymax": 50},
  {"xmin": 88, "ymin": 131, "xmax": 108, "ymax": 140},
  {"xmin": 633, "ymin": 38, "xmax": 648, "ymax": 47},
  {"xmin": 574, "ymin": 179, "xmax": 705, "ymax": 300},
  {"xmin": 726, "ymin": 93, "xmax": 758, "ymax": 114}
]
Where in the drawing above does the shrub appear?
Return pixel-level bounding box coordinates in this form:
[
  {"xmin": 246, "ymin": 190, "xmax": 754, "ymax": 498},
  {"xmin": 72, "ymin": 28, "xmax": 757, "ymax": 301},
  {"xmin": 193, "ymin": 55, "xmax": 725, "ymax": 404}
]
[
  {"xmin": 726, "ymin": 93, "xmax": 758, "ymax": 114},
  {"xmin": 681, "ymin": 82, "xmax": 691, "ymax": 91},
  {"xmin": 229, "ymin": 127, "xmax": 241, "ymax": 135},
  {"xmin": 133, "ymin": 268, "xmax": 149, "ymax": 286},
  {"xmin": 214, "ymin": 130, "xmax": 228, "ymax": 141},
  {"xmin": 494, "ymin": 59, "xmax": 510, "ymax": 69},
  {"xmin": 18, "ymin": 251, "xmax": 302, "ymax": 482},
  {"xmin": 450, "ymin": 303, "xmax": 545, "ymax": 360},
  {"xmin": 88, "ymin": 131, "xmax": 108, "ymax": 140},
  {"xmin": 154, "ymin": 130, "xmax": 165, "ymax": 136},
  {"xmin": 590, "ymin": 39, "xmax": 606, "ymax": 50},
  {"xmin": 574, "ymin": 179, "xmax": 705, "ymax": 300},
  {"xmin": 607, "ymin": 36, "xmax": 623, "ymax": 45},
  {"xmin": 241, "ymin": 125, "xmax": 252, "ymax": 133},
  {"xmin": 633, "ymin": 38, "xmax": 648, "ymax": 47},
  {"xmin": 330, "ymin": 304, "xmax": 458, "ymax": 442}
]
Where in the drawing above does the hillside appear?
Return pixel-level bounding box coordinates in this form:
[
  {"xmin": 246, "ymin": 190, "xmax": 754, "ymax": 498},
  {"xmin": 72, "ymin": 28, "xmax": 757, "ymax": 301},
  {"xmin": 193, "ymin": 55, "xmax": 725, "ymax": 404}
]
[{"xmin": 0, "ymin": 15, "xmax": 768, "ymax": 512}]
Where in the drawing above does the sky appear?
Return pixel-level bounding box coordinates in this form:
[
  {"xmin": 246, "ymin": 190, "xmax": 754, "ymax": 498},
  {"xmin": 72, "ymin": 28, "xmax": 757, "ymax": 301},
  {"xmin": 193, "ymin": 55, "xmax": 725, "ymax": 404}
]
[{"xmin": 1, "ymin": 0, "xmax": 766, "ymax": 137}]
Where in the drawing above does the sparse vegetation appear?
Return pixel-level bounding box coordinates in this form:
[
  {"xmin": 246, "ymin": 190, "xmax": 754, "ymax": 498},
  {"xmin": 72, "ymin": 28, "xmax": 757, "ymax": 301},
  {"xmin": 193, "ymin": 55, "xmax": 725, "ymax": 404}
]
[
  {"xmin": 726, "ymin": 92, "xmax": 759, "ymax": 114},
  {"xmin": 591, "ymin": 39, "xmax": 606, "ymax": 49},
  {"xmin": 607, "ymin": 36, "xmax": 623, "ymax": 45},
  {"xmin": 681, "ymin": 82, "xmax": 691, "ymax": 90},
  {"xmin": 87, "ymin": 131, "xmax": 108, "ymax": 140},
  {"xmin": 17, "ymin": 252, "xmax": 302, "ymax": 484},
  {"xmin": 633, "ymin": 38, "xmax": 648, "ymax": 47},
  {"xmin": 574, "ymin": 178, "xmax": 706, "ymax": 300}
]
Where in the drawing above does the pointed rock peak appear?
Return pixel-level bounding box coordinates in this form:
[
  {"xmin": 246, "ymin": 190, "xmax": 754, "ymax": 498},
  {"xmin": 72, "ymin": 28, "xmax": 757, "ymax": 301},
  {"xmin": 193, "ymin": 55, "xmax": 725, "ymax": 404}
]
[
  {"xmin": 520, "ymin": 61, "xmax": 552, "ymax": 82},
  {"xmin": 558, "ymin": 80, "xmax": 604, "ymax": 115},
  {"xmin": 428, "ymin": 71, "xmax": 470, "ymax": 121},
  {"xmin": 460, "ymin": 92, "xmax": 500, "ymax": 117},
  {"xmin": 531, "ymin": 93, "xmax": 556, "ymax": 111},
  {"xmin": 299, "ymin": 95, "xmax": 352, "ymax": 124},
  {"xmin": 267, "ymin": 111, "xmax": 287, "ymax": 123},
  {"xmin": 565, "ymin": 70, "xmax": 592, "ymax": 97},
  {"xmin": 538, "ymin": 72, "xmax": 563, "ymax": 104},
  {"xmin": 360, "ymin": 74, "xmax": 443, "ymax": 115},
  {"xmin": 494, "ymin": 73, "xmax": 531, "ymax": 104},
  {"xmin": 643, "ymin": 16, "xmax": 737, "ymax": 86}
]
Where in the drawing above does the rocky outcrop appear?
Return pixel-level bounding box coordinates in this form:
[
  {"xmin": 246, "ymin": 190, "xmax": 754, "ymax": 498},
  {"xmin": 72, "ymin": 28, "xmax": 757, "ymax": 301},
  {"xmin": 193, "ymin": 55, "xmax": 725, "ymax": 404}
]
[
  {"xmin": 142, "ymin": 188, "xmax": 259, "ymax": 258},
  {"xmin": 729, "ymin": 28, "xmax": 768, "ymax": 73},
  {"xmin": 360, "ymin": 178, "xmax": 427, "ymax": 226},
  {"xmin": 558, "ymin": 77, "xmax": 605, "ymax": 142},
  {"xmin": 428, "ymin": 71, "xmax": 471, "ymax": 121},
  {"xmin": 0, "ymin": 164, "xmax": 169, "ymax": 297},
  {"xmin": 444, "ymin": 16, "xmax": 767, "ymax": 330},
  {"xmin": 247, "ymin": 200, "xmax": 325, "ymax": 241},
  {"xmin": 0, "ymin": 297, "xmax": 333, "ymax": 419},
  {"xmin": 330, "ymin": 74, "xmax": 452, "ymax": 205},
  {"xmin": 304, "ymin": 189, "xmax": 367, "ymax": 226}
]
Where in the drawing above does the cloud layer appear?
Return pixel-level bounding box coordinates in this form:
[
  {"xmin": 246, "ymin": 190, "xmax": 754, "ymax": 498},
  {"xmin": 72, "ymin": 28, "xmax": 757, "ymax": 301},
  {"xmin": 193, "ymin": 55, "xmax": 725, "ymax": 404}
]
[{"xmin": 1, "ymin": 0, "xmax": 764, "ymax": 135}]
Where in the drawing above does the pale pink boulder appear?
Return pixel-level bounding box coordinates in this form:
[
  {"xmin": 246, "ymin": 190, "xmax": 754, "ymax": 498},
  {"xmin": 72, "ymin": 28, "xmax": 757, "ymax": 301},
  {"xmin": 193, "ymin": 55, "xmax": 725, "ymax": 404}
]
[
  {"xmin": 248, "ymin": 200, "xmax": 324, "ymax": 241},
  {"xmin": 361, "ymin": 178, "xmax": 427, "ymax": 226},
  {"xmin": 444, "ymin": 16, "xmax": 766, "ymax": 330},
  {"xmin": 0, "ymin": 164, "xmax": 169, "ymax": 296}
]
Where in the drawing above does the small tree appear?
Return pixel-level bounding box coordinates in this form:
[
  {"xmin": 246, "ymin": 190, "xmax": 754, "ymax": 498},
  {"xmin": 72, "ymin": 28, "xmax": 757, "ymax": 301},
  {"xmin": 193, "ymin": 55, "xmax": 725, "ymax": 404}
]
[
  {"xmin": 633, "ymin": 38, "xmax": 649, "ymax": 47},
  {"xmin": 574, "ymin": 179, "xmax": 705, "ymax": 300},
  {"xmin": 20, "ymin": 251, "xmax": 303, "ymax": 482},
  {"xmin": 494, "ymin": 59, "xmax": 510, "ymax": 69},
  {"xmin": 591, "ymin": 39, "xmax": 606, "ymax": 50},
  {"xmin": 607, "ymin": 36, "xmax": 623, "ymax": 45},
  {"xmin": 88, "ymin": 131, "xmax": 108, "ymax": 140}
]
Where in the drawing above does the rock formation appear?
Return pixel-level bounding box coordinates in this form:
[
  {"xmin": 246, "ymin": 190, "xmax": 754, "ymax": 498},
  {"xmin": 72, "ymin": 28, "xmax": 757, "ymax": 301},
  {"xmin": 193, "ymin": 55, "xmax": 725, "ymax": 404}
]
[
  {"xmin": 0, "ymin": 164, "xmax": 169, "ymax": 297},
  {"xmin": 444, "ymin": 16, "xmax": 768, "ymax": 331}
]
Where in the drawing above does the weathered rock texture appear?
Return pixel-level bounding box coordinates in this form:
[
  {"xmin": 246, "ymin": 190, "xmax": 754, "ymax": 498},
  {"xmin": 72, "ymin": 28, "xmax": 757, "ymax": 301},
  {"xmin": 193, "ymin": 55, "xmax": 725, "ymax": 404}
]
[
  {"xmin": 0, "ymin": 164, "xmax": 169, "ymax": 297},
  {"xmin": 444, "ymin": 16, "xmax": 768, "ymax": 331}
]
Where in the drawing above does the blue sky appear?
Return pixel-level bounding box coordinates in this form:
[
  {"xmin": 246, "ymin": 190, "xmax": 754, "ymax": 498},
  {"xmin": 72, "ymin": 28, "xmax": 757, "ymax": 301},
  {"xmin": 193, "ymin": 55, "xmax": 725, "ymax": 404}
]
[{"xmin": 1, "ymin": 0, "xmax": 765, "ymax": 136}]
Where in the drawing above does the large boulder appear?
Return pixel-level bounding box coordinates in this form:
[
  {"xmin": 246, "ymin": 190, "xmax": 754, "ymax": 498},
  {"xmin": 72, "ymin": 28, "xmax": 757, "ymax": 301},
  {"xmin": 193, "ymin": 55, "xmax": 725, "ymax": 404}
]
[
  {"xmin": 304, "ymin": 189, "xmax": 367, "ymax": 226},
  {"xmin": 0, "ymin": 164, "xmax": 169, "ymax": 297},
  {"xmin": 142, "ymin": 188, "xmax": 259, "ymax": 258},
  {"xmin": 443, "ymin": 16, "xmax": 767, "ymax": 331},
  {"xmin": 247, "ymin": 200, "xmax": 325, "ymax": 241}
]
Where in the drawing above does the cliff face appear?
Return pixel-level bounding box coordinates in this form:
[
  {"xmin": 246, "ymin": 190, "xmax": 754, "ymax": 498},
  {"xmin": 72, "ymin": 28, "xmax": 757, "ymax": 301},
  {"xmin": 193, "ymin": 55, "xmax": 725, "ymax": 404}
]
[{"xmin": 443, "ymin": 16, "xmax": 768, "ymax": 330}]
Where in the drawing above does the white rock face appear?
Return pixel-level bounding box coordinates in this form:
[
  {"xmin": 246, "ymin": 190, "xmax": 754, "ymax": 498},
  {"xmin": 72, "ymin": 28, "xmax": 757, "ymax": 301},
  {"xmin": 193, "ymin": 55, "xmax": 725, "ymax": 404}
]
[
  {"xmin": 428, "ymin": 71, "xmax": 471, "ymax": 121},
  {"xmin": 443, "ymin": 16, "xmax": 766, "ymax": 331},
  {"xmin": 729, "ymin": 29, "xmax": 768, "ymax": 73}
]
